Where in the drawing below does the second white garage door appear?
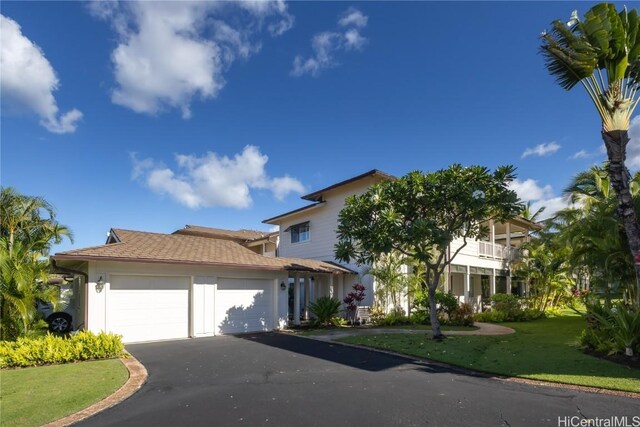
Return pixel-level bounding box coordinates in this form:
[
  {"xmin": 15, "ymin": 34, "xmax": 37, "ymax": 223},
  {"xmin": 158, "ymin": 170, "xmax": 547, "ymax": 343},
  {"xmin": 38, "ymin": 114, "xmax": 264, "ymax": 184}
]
[
  {"xmin": 108, "ymin": 275, "xmax": 190, "ymax": 343},
  {"xmin": 215, "ymin": 278, "xmax": 274, "ymax": 335}
]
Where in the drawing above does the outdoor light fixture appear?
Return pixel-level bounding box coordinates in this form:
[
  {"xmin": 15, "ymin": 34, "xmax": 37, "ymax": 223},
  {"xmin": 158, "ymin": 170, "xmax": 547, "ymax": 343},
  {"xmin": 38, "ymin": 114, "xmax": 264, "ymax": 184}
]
[
  {"xmin": 280, "ymin": 282, "xmax": 286, "ymax": 291},
  {"xmin": 96, "ymin": 276, "xmax": 105, "ymax": 293}
]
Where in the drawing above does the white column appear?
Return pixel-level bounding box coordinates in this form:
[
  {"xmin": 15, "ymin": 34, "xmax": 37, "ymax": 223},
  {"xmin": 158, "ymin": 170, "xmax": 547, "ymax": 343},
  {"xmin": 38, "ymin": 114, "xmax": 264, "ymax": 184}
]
[
  {"xmin": 293, "ymin": 272, "xmax": 301, "ymax": 325},
  {"xmin": 490, "ymin": 269, "xmax": 496, "ymax": 296},
  {"xmin": 337, "ymin": 274, "xmax": 344, "ymax": 302},
  {"xmin": 304, "ymin": 275, "xmax": 310, "ymax": 320},
  {"xmin": 490, "ymin": 220, "xmax": 496, "ymax": 257},
  {"xmin": 507, "ymin": 274, "xmax": 512, "ymax": 295},
  {"xmin": 464, "ymin": 266, "xmax": 470, "ymax": 303},
  {"xmin": 506, "ymin": 222, "xmax": 511, "ymax": 260},
  {"xmin": 329, "ymin": 274, "xmax": 335, "ymax": 298}
]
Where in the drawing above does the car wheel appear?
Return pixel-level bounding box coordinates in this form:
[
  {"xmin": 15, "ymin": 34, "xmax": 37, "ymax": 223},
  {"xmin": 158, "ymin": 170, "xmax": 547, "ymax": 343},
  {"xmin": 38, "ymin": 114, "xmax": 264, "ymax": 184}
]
[{"xmin": 48, "ymin": 314, "xmax": 72, "ymax": 333}]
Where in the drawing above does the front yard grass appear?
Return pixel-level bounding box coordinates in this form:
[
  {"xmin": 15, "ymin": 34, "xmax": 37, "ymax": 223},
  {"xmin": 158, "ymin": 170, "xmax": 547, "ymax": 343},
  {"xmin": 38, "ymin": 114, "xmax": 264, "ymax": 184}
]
[
  {"xmin": 297, "ymin": 324, "xmax": 478, "ymax": 336},
  {"xmin": 1, "ymin": 358, "xmax": 128, "ymax": 427},
  {"xmin": 338, "ymin": 313, "xmax": 640, "ymax": 393}
]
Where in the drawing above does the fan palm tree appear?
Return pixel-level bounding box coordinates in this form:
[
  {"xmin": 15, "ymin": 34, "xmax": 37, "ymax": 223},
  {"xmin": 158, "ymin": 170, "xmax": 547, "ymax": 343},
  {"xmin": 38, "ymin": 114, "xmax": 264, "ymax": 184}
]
[{"xmin": 540, "ymin": 3, "xmax": 640, "ymax": 303}]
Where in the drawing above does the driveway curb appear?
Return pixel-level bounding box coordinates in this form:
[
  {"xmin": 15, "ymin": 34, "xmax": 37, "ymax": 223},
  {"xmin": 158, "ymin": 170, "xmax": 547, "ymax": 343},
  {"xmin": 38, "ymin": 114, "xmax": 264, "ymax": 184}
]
[
  {"xmin": 43, "ymin": 354, "xmax": 148, "ymax": 427},
  {"xmin": 285, "ymin": 332, "xmax": 640, "ymax": 400}
]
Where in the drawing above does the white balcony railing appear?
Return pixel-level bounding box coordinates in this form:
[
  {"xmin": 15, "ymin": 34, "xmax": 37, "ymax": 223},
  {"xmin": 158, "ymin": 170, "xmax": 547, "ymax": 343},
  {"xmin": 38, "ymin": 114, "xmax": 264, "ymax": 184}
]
[{"xmin": 478, "ymin": 242, "xmax": 516, "ymax": 260}]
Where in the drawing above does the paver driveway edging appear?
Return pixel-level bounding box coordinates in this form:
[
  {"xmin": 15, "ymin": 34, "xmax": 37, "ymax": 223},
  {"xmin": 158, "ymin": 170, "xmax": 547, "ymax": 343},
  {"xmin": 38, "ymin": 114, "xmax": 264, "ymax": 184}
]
[
  {"xmin": 284, "ymin": 329, "xmax": 640, "ymax": 400},
  {"xmin": 42, "ymin": 354, "xmax": 148, "ymax": 427}
]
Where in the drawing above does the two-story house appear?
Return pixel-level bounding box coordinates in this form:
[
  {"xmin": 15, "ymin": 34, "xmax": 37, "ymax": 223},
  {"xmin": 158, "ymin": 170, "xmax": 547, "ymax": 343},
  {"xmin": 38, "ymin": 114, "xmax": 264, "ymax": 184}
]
[{"xmin": 263, "ymin": 169, "xmax": 541, "ymax": 323}]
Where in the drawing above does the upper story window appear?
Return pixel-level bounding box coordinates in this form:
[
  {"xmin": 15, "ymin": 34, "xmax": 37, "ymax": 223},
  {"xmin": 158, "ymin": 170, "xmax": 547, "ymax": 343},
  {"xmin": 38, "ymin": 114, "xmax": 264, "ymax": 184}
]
[{"xmin": 287, "ymin": 222, "xmax": 310, "ymax": 244}]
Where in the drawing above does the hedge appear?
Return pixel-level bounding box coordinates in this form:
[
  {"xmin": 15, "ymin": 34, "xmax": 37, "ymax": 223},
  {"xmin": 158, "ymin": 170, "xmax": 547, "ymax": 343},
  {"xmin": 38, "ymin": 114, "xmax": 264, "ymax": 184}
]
[{"xmin": 0, "ymin": 331, "xmax": 125, "ymax": 368}]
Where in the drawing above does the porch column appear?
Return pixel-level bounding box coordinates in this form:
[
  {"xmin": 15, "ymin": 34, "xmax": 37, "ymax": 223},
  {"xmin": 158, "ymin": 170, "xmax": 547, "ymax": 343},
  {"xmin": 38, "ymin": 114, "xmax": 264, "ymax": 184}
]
[
  {"xmin": 293, "ymin": 273, "xmax": 301, "ymax": 326},
  {"xmin": 490, "ymin": 269, "xmax": 496, "ymax": 296},
  {"xmin": 304, "ymin": 275, "xmax": 310, "ymax": 320},
  {"xmin": 507, "ymin": 273, "xmax": 512, "ymax": 295},
  {"xmin": 505, "ymin": 222, "xmax": 511, "ymax": 261},
  {"xmin": 464, "ymin": 265, "xmax": 470, "ymax": 303},
  {"xmin": 329, "ymin": 274, "xmax": 335, "ymax": 298},
  {"xmin": 337, "ymin": 274, "xmax": 344, "ymax": 302},
  {"xmin": 490, "ymin": 220, "xmax": 495, "ymax": 257}
]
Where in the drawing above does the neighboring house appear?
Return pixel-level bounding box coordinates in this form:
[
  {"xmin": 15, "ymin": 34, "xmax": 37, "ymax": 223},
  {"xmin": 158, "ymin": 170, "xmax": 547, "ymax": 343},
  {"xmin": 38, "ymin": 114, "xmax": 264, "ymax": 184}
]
[
  {"xmin": 263, "ymin": 169, "xmax": 542, "ymax": 318},
  {"xmin": 52, "ymin": 228, "xmax": 353, "ymax": 343}
]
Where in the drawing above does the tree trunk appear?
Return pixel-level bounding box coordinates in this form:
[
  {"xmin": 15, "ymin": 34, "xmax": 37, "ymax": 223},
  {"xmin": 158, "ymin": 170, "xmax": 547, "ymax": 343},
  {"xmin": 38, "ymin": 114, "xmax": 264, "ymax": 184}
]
[
  {"xmin": 602, "ymin": 130, "xmax": 640, "ymax": 307},
  {"xmin": 428, "ymin": 278, "xmax": 444, "ymax": 340}
]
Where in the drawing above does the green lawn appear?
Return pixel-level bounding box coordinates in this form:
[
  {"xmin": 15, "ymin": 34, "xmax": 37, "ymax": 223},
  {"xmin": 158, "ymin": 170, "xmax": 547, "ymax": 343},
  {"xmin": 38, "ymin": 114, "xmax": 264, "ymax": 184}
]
[
  {"xmin": 1, "ymin": 359, "xmax": 129, "ymax": 427},
  {"xmin": 297, "ymin": 324, "xmax": 478, "ymax": 336},
  {"xmin": 338, "ymin": 313, "xmax": 640, "ymax": 393}
]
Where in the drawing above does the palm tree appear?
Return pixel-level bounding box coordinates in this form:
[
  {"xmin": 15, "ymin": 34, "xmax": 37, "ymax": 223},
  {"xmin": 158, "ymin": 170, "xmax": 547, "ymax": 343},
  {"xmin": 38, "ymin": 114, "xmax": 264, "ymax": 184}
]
[
  {"xmin": 540, "ymin": 3, "xmax": 640, "ymax": 303},
  {"xmin": 0, "ymin": 187, "xmax": 72, "ymax": 339},
  {"xmin": 552, "ymin": 167, "xmax": 639, "ymax": 304}
]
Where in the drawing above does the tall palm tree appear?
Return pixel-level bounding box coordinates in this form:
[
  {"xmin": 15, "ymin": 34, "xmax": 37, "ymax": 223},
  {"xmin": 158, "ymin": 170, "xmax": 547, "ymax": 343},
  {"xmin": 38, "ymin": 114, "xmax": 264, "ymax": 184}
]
[{"xmin": 541, "ymin": 3, "xmax": 640, "ymax": 303}]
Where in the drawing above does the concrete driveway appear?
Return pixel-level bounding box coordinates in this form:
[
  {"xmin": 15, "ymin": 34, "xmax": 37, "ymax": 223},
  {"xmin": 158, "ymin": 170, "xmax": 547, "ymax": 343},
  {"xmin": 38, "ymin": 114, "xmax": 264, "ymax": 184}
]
[{"xmin": 79, "ymin": 333, "xmax": 638, "ymax": 426}]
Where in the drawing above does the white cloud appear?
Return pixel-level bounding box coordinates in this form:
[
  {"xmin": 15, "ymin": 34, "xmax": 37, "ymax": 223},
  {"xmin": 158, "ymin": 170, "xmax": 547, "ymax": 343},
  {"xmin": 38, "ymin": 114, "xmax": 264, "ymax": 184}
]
[
  {"xmin": 627, "ymin": 115, "xmax": 640, "ymax": 170},
  {"xmin": 90, "ymin": 1, "xmax": 293, "ymax": 118},
  {"xmin": 338, "ymin": 8, "xmax": 368, "ymax": 28},
  {"xmin": 509, "ymin": 178, "xmax": 553, "ymax": 201},
  {"xmin": 291, "ymin": 7, "xmax": 368, "ymax": 77},
  {"xmin": 509, "ymin": 178, "xmax": 569, "ymax": 220},
  {"xmin": 0, "ymin": 15, "xmax": 82, "ymax": 134},
  {"xmin": 132, "ymin": 145, "xmax": 305, "ymax": 209},
  {"xmin": 521, "ymin": 142, "xmax": 561, "ymax": 158}
]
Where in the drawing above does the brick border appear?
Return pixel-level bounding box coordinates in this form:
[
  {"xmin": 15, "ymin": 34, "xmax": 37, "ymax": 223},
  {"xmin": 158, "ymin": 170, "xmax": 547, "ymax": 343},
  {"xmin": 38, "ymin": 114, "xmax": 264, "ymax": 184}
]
[{"xmin": 43, "ymin": 354, "xmax": 148, "ymax": 427}]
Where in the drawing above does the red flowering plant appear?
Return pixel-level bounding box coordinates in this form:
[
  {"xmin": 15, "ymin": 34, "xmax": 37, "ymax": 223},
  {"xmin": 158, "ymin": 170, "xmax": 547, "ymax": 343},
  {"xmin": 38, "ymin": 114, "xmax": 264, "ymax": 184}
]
[{"xmin": 343, "ymin": 283, "xmax": 366, "ymax": 325}]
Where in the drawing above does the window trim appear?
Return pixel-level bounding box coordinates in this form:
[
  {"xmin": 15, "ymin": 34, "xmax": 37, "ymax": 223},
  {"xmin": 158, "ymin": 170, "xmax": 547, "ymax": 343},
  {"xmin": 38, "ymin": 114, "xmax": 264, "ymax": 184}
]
[{"xmin": 286, "ymin": 221, "xmax": 310, "ymax": 244}]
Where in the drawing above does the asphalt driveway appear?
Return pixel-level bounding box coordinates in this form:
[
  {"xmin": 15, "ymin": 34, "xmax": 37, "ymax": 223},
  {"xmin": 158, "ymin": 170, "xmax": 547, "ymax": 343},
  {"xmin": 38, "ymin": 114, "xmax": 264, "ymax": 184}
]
[{"xmin": 79, "ymin": 333, "xmax": 638, "ymax": 427}]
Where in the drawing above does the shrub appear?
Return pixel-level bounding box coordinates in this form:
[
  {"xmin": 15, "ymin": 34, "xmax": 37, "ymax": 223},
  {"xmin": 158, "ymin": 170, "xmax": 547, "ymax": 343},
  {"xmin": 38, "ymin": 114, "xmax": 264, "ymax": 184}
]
[
  {"xmin": 378, "ymin": 312, "xmax": 411, "ymax": 326},
  {"xmin": 0, "ymin": 331, "xmax": 124, "ymax": 368},
  {"xmin": 344, "ymin": 284, "xmax": 366, "ymax": 324},
  {"xmin": 330, "ymin": 317, "xmax": 348, "ymax": 327},
  {"xmin": 584, "ymin": 302, "xmax": 640, "ymax": 356},
  {"xmin": 450, "ymin": 303, "xmax": 475, "ymax": 327},
  {"xmin": 309, "ymin": 296, "xmax": 342, "ymax": 326},
  {"xmin": 490, "ymin": 293, "xmax": 520, "ymax": 313},
  {"xmin": 413, "ymin": 290, "xmax": 458, "ymax": 320}
]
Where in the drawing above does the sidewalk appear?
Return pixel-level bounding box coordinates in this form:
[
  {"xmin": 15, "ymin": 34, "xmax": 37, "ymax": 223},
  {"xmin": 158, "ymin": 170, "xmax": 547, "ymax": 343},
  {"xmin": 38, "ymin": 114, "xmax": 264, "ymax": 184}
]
[{"xmin": 290, "ymin": 322, "xmax": 515, "ymax": 342}]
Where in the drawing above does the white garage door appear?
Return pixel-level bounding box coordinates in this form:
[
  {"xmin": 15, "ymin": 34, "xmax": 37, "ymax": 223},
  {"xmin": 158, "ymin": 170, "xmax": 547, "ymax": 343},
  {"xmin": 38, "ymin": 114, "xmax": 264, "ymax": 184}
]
[
  {"xmin": 108, "ymin": 275, "xmax": 190, "ymax": 343},
  {"xmin": 215, "ymin": 278, "xmax": 273, "ymax": 335}
]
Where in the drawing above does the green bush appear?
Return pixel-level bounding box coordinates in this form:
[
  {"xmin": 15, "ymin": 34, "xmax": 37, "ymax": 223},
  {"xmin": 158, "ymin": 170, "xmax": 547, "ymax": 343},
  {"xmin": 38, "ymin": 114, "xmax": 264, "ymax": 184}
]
[
  {"xmin": 582, "ymin": 301, "xmax": 640, "ymax": 356},
  {"xmin": 309, "ymin": 296, "xmax": 342, "ymax": 326},
  {"xmin": 0, "ymin": 331, "xmax": 124, "ymax": 368},
  {"xmin": 376, "ymin": 312, "xmax": 411, "ymax": 326},
  {"xmin": 413, "ymin": 290, "xmax": 458, "ymax": 320},
  {"xmin": 475, "ymin": 306, "xmax": 544, "ymax": 323},
  {"xmin": 450, "ymin": 303, "xmax": 475, "ymax": 326},
  {"xmin": 490, "ymin": 293, "xmax": 520, "ymax": 313}
]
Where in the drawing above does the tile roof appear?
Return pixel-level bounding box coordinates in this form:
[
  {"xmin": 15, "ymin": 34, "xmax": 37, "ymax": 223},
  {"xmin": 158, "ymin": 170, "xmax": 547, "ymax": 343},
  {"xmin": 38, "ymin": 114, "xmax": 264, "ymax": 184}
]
[{"xmin": 53, "ymin": 229, "xmax": 354, "ymax": 274}]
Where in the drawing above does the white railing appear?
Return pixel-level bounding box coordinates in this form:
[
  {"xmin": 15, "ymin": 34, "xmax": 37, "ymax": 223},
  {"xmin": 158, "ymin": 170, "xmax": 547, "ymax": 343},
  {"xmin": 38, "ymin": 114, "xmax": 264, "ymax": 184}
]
[{"xmin": 478, "ymin": 242, "xmax": 507, "ymax": 259}]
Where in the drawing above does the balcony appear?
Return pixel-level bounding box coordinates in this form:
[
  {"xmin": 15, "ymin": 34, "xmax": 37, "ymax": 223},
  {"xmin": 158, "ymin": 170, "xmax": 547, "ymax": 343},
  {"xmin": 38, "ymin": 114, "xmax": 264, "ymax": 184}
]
[{"xmin": 478, "ymin": 242, "xmax": 522, "ymax": 261}]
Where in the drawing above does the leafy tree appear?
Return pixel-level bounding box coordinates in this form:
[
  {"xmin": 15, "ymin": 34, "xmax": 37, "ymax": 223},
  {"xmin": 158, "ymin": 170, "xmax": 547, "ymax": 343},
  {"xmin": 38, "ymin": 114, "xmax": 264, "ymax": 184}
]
[
  {"xmin": 0, "ymin": 187, "xmax": 72, "ymax": 340},
  {"xmin": 540, "ymin": 3, "xmax": 640, "ymax": 303},
  {"xmin": 335, "ymin": 165, "xmax": 522, "ymax": 339}
]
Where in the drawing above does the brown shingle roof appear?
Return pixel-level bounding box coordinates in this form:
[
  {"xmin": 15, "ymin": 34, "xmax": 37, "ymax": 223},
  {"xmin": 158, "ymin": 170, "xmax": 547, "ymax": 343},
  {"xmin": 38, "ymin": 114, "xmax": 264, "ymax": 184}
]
[
  {"xmin": 53, "ymin": 229, "xmax": 354, "ymax": 274},
  {"xmin": 173, "ymin": 225, "xmax": 270, "ymax": 242}
]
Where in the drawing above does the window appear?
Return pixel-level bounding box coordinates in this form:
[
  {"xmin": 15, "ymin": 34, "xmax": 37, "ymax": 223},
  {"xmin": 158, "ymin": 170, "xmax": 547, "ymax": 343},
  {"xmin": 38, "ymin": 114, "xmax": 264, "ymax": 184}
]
[{"xmin": 288, "ymin": 222, "xmax": 310, "ymax": 244}]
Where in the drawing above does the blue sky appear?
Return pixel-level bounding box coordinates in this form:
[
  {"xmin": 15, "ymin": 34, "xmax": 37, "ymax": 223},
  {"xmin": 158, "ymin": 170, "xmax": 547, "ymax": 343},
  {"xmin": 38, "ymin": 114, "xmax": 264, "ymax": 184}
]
[{"xmin": 2, "ymin": 1, "xmax": 639, "ymax": 254}]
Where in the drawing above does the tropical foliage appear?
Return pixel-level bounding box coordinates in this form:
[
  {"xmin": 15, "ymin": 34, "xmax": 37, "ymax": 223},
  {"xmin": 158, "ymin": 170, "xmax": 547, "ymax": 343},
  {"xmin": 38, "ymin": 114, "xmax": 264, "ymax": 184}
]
[
  {"xmin": 335, "ymin": 165, "xmax": 522, "ymax": 338},
  {"xmin": 0, "ymin": 187, "xmax": 72, "ymax": 340},
  {"xmin": 308, "ymin": 296, "xmax": 342, "ymax": 327},
  {"xmin": 541, "ymin": 3, "xmax": 640, "ymax": 303},
  {"xmin": 0, "ymin": 331, "xmax": 124, "ymax": 368}
]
